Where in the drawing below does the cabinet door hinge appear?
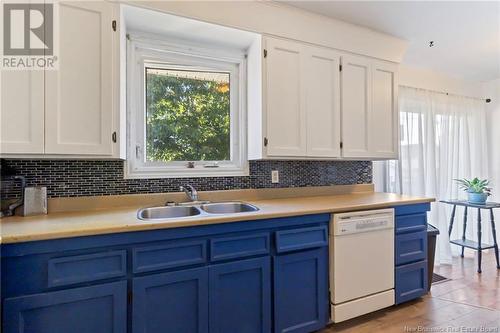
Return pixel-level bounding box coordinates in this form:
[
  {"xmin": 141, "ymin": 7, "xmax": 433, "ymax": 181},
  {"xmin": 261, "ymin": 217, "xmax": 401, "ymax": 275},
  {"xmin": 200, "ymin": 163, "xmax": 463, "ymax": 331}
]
[
  {"xmin": 263, "ymin": 49, "xmax": 267, "ymax": 58},
  {"xmin": 340, "ymin": 141, "xmax": 343, "ymax": 149},
  {"xmin": 339, "ymin": 64, "xmax": 342, "ymax": 72},
  {"xmin": 112, "ymin": 20, "xmax": 117, "ymax": 32},
  {"xmin": 264, "ymin": 137, "xmax": 268, "ymax": 147},
  {"xmin": 112, "ymin": 131, "xmax": 117, "ymax": 143},
  {"xmin": 127, "ymin": 291, "xmax": 133, "ymax": 304}
]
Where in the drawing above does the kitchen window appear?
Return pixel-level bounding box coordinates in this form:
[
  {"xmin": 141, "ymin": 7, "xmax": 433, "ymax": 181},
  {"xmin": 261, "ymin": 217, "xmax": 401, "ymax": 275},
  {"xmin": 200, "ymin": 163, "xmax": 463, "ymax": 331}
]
[{"xmin": 126, "ymin": 36, "xmax": 248, "ymax": 178}]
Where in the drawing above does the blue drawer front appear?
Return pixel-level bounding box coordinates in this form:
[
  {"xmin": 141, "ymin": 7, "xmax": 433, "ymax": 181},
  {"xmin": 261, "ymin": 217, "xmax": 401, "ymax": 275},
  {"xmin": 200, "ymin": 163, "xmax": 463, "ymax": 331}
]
[
  {"xmin": 395, "ymin": 260, "xmax": 428, "ymax": 304},
  {"xmin": 133, "ymin": 240, "xmax": 207, "ymax": 273},
  {"xmin": 395, "ymin": 231, "xmax": 427, "ymax": 265},
  {"xmin": 396, "ymin": 213, "xmax": 427, "ymax": 234},
  {"xmin": 394, "ymin": 203, "xmax": 431, "ymax": 216},
  {"xmin": 210, "ymin": 233, "xmax": 270, "ymax": 262},
  {"xmin": 47, "ymin": 250, "xmax": 127, "ymax": 287},
  {"xmin": 275, "ymin": 226, "xmax": 328, "ymax": 253}
]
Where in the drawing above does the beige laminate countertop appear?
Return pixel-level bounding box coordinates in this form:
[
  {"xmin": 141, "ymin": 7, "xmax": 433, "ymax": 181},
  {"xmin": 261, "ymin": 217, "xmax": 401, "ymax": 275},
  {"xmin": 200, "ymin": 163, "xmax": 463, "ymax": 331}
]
[{"xmin": 0, "ymin": 192, "xmax": 434, "ymax": 244}]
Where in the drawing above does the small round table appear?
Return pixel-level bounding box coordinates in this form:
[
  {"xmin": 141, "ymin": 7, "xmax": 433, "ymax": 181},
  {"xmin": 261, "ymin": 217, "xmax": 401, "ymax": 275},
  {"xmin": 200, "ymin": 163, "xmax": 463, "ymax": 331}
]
[{"xmin": 441, "ymin": 200, "xmax": 500, "ymax": 273}]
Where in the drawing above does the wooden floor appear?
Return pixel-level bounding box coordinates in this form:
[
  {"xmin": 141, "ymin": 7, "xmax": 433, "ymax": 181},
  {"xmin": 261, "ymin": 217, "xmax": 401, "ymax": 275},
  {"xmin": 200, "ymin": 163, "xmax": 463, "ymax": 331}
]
[{"xmin": 320, "ymin": 251, "xmax": 500, "ymax": 333}]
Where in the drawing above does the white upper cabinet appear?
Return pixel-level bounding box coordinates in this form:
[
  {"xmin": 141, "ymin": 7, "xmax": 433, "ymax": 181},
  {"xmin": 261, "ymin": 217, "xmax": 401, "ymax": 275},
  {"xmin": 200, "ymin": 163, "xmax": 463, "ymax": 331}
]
[
  {"xmin": 341, "ymin": 55, "xmax": 372, "ymax": 158},
  {"xmin": 0, "ymin": 1, "xmax": 120, "ymax": 158},
  {"xmin": 253, "ymin": 37, "xmax": 342, "ymax": 159},
  {"xmin": 251, "ymin": 36, "xmax": 397, "ymax": 160},
  {"xmin": 264, "ymin": 37, "xmax": 307, "ymax": 157},
  {"xmin": 1, "ymin": 70, "xmax": 44, "ymax": 154},
  {"xmin": 45, "ymin": 1, "xmax": 115, "ymax": 155},
  {"xmin": 305, "ymin": 46, "xmax": 341, "ymax": 158},
  {"xmin": 370, "ymin": 62, "xmax": 398, "ymax": 158},
  {"xmin": 341, "ymin": 56, "xmax": 398, "ymax": 159}
]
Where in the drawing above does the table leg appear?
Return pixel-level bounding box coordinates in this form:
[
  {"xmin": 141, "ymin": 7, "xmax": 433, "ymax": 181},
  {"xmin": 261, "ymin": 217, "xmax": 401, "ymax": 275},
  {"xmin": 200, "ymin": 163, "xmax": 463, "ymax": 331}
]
[
  {"xmin": 489, "ymin": 208, "xmax": 500, "ymax": 269},
  {"xmin": 461, "ymin": 206, "xmax": 468, "ymax": 257},
  {"xmin": 448, "ymin": 205, "xmax": 457, "ymax": 237},
  {"xmin": 477, "ymin": 208, "xmax": 482, "ymax": 273}
]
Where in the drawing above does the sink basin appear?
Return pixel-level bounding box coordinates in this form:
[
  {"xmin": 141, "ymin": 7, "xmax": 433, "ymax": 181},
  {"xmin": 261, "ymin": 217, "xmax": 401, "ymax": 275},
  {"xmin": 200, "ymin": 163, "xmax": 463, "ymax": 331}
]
[
  {"xmin": 137, "ymin": 202, "xmax": 259, "ymax": 220},
  {"xmin": 138, "ymin": 206, "xmax": 201, "ymax": 220},
  {"xmin": 200, "ymin": 202, "xmax": 259, "ymax": 214}
]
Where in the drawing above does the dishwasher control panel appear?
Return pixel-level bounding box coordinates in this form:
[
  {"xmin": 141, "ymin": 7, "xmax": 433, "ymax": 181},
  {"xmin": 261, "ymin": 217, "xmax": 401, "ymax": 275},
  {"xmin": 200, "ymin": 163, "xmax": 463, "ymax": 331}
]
[{"xmin": 332, "ymin": 208, "xmax": 394, "ymax": 236}]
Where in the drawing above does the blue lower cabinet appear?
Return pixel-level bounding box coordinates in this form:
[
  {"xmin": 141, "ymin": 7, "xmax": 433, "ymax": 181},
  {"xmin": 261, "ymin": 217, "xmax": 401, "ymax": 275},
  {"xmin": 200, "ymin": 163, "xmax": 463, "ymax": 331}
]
[
  {"xmin": 3, "ymin": 281, "xmax": 127, "ymax": 333},
  {"xmin": 394, "ymin": 204, "xmax": 431, "ymax": 305},
  {"xmin": 209, "ymin": 257, "xmax": 271, "ymax": 333},
  {"xmin": 132, "ymin": 267, "xmax": 209, "ymax": 333},
  {"xmin": 1, "ymin": 215, "xmax": 332, "ymax": 333},
  {"xmin": 395, "ymin": 260, "xmax": 428, "ymax": 304},
  {"xmin": 274, "ymin": 248, "xmax": 328, "ymax": 333}
]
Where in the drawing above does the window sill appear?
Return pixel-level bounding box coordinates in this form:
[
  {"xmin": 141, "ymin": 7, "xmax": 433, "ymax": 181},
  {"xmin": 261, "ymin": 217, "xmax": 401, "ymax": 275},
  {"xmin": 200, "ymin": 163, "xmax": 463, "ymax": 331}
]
[{"xmin": 124, "ymin": 165, "xmax": 249, "ymax": 179}]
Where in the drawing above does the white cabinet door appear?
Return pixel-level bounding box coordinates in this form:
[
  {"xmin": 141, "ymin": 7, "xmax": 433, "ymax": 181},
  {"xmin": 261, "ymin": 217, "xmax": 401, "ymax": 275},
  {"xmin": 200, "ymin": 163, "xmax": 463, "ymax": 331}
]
[
  {"xmin": 1, "ymin": 70, "xmax": 44, "ymax": 154},
  {"xmin": 341, "ymin": 55, "xmax": 372, "ymax": 158},
  {"xmin": 304, "ymin": 47, "xmax": 341, "ymax": 158},
  {"xmin": 341, "ymin": 56, "xmax": 398, "ymax": 159},
  {"xmin": 45, "ymin": 1, "xmax": 114, "ymax": 155},
  {"xmin": 264, "ymin": 37, "xmax": 307, "ymax": 157},
  {"xmin": 371, "ymin": 61, "xmax": 398, "ymax": 158}
]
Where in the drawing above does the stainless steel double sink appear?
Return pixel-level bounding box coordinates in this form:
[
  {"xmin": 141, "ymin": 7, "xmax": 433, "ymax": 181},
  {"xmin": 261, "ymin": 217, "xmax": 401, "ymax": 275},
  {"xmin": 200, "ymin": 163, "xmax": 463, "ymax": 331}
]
[{"xmin": 137, "ymin": 202, "xmax": 259, "ymax": 221}]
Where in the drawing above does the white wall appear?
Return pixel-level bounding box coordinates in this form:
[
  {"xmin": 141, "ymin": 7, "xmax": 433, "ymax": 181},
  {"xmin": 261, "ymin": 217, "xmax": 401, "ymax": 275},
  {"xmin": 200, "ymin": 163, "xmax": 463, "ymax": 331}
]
[
  {"xmin": 399, "ymin": 65, "xmax": 485, "ymax": 98},
  {"xmin": 484, "ymin": 79, "xmax": 500, "ymax": 201},
  {"xmin": 126, "ymin": 1, "xmax": 407, "ymax": 63}
]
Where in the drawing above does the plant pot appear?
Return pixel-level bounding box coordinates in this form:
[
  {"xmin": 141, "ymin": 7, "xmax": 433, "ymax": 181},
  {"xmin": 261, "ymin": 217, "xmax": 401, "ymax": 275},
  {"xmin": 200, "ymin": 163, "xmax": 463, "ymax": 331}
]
[{"xmin": 468, "ymin": 192, "xmax": 488, "ymax": 205}]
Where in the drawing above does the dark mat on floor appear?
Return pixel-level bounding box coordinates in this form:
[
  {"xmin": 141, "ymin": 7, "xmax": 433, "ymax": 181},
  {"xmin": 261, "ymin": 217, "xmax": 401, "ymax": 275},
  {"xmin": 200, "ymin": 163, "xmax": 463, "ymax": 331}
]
[{"xmin": 432, "ymin": 273, "xmax": 451, "ymax": 284}]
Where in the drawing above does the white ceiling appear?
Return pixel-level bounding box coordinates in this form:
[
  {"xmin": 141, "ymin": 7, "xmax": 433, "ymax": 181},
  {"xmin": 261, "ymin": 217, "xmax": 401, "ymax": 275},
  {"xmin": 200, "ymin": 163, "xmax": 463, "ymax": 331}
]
[{"xmin": 281, "ymin": 1, "xmax": 500, "ymax": 82}]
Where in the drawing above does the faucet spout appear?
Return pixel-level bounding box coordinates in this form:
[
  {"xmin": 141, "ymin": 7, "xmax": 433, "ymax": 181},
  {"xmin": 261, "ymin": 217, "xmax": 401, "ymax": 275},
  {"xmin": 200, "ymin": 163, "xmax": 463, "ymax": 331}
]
[{"xmin": 179, "ymin": 185, "xmax": 198, "ymax": 202}]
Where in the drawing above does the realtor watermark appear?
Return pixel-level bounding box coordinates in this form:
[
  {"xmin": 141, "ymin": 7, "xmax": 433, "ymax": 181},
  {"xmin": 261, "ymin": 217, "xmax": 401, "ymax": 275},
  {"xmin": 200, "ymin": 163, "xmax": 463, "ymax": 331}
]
[
  {"xmin": 404, "ymin": 326, "xmax": 500, "ymax": 332},
  {"xmin": 1, "ymin": 1, "xmax": 58, "ymax": 70}
]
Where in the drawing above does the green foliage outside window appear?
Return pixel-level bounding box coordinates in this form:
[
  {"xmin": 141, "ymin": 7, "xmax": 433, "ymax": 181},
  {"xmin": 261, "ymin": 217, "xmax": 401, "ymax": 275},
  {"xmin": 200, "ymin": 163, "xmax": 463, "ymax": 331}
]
[{"xmin": 145, "ymin": 68, "xmax": 231, "ymax": 162}]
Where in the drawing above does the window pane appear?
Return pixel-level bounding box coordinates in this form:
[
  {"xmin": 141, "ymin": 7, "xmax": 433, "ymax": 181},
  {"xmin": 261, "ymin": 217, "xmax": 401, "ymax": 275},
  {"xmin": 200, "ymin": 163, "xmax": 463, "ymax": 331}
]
[{"xmin": 145, "ymin": 67, "xmax": 231, "ymax": 162}]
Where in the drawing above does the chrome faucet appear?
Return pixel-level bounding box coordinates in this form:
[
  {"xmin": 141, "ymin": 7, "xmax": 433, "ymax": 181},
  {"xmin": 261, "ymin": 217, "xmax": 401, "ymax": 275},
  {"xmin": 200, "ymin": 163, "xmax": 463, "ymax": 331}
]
[{"xmin": 179, "ymin": 185, "xmax": 198, "ymax": 202}]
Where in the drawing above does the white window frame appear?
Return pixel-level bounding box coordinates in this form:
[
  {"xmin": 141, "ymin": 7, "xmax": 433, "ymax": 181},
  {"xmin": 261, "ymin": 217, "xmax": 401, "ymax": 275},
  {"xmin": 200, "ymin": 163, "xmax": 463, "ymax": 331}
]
[{"xmin": 125, "ymin": 34, "xmax": 248, "ymax": 179}]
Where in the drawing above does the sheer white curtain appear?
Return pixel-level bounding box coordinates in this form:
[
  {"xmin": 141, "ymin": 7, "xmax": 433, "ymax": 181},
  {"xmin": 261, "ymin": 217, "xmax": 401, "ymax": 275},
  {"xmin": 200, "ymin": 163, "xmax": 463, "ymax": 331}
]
[{"xmin": 374, "ymin": 86, "xmax": 490, "ymax": 265}]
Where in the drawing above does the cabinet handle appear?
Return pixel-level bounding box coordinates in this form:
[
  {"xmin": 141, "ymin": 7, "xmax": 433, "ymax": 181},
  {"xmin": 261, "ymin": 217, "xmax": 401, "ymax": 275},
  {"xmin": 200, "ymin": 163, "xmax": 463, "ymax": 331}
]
[{"xmin": 112, "ymin": 132, "xmax": 117, "ymax": 143}]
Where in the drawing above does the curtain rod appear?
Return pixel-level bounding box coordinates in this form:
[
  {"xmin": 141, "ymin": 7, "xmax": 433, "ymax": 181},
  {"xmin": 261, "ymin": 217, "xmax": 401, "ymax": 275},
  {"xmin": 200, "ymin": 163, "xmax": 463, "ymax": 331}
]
[{"xmin": 400, "ymin": 85, "xmax": 491, "ymax": 103}]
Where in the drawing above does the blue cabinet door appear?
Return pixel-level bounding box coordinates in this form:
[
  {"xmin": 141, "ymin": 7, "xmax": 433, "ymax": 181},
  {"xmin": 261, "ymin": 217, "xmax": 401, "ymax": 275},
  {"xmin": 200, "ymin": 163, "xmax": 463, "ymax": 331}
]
[
  {"xmin": 395, "ymin": 260, "xmax": 428, "ymax": 304},
  {"xmin": 3, "ymin": 281, "xmax": 127, "ymax": 333},
  {"xmin": 132, "ymin": 267, "xmax": 208, "ymax": 333},
  {"xmin": 209, "ymin": 257, "xmax": 271, "ymax": 333},
  {"xmin": 274, "ymin": 248, "xmax": 328, "ymax": 333}
]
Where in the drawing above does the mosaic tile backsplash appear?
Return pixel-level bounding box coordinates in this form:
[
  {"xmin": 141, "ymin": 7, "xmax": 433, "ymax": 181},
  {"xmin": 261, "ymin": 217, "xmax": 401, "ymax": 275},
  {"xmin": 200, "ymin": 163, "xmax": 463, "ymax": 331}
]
[{"xmin": 1, "ymin": 159, "xmax": 372, "ymax": 199}]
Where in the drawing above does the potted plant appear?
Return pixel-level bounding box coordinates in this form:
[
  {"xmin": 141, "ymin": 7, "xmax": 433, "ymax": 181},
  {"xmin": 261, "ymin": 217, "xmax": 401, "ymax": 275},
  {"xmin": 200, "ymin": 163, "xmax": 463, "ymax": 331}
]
[{"xmin": 455, "ymin": 178, "xmax": 492, "ymax": 204}]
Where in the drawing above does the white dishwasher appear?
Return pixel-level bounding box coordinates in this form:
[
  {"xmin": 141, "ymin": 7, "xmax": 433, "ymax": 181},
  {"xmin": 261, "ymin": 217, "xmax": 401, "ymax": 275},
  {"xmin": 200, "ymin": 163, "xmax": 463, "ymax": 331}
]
[{"xmin": 330, "ymin": 208, "xmax": 395, "ymax": 323}]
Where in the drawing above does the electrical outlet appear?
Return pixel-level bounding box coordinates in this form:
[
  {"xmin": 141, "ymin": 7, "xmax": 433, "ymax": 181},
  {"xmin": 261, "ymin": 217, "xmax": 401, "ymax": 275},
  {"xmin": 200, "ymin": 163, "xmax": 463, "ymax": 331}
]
[{"xmin": 271, "ymin": 170, "xmax": 279, "ymax": 183}]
